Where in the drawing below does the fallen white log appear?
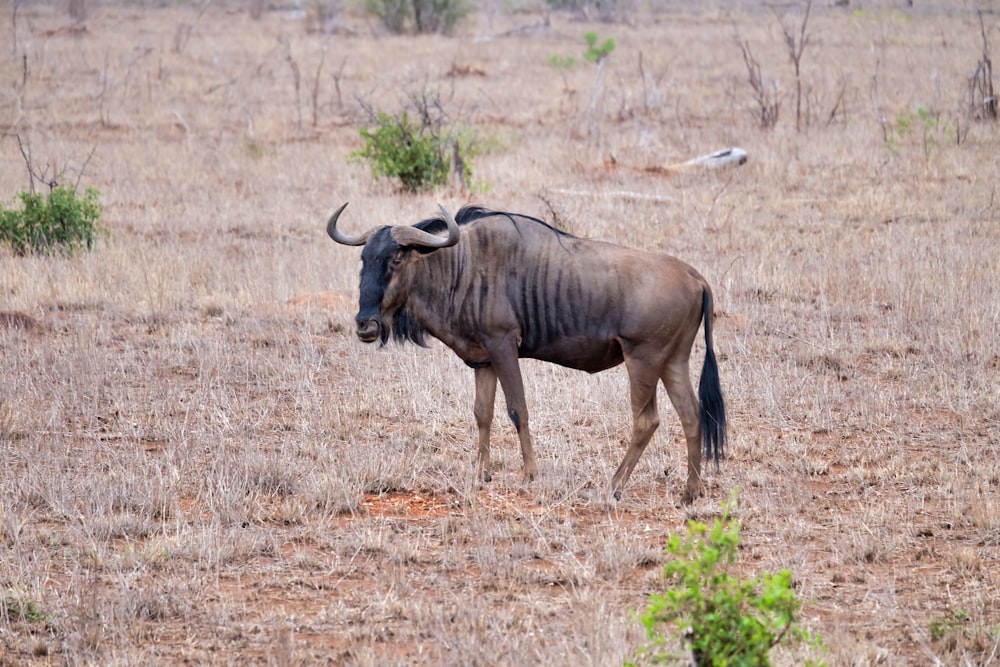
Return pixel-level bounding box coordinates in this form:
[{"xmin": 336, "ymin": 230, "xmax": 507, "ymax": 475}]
[{"xmin": 647, "ymin": 147, "xmax": 748, "ymax": 174}]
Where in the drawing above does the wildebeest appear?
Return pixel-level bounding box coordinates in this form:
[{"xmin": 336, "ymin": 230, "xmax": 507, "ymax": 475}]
[{"xmin": 327, "ymin": 203, "xmax": 726, "ymax": 504}]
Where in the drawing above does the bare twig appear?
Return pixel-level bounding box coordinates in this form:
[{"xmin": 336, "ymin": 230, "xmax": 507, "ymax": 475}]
[
  {"xmin": 15, "ymin": 136, "xmax": 97, "ymax": 193},
  {"xmin": 331, "ymin": 56, "xmax": 348, "ymax": 110},
  {"xmin": 311, "ymin": 45, "xmax": 328, "ymax": 128},
  {"xmin": 736, "ymin": 33, "xmax": 779, "ymax": 128},
  {"xmin": 968, "ymin": 9, "xmax": 996, "ymax": 121},
  {"xmin": 72, "ymin": 145, "xmax": 98, "ymax": 192},
  {"xmin": 173, "ymin": 0, "xmax": 210, "ymax": 54},
  {"xmin": 869, "ymin": 57, "xmax": 888, "ymax": 143},
  {"xmin": 775, "ymin": 0, "xmax": 812, "ymax": 132},
  {"xmin": 5, "ymin": 54, "xmax": 28, "ymax": 136},
  {"xmin": 826, "ymin": 72, "xmax": 847, "ymax": 126},
  {"xmin": 98, "ymin": 51, "xmax": 112, "ymax": 128},
  {"xmin": 16, "ymin": 135, "xmax": 52, "ymax": 193},
  {"xmin": 279, "ymin": 37, "xmax": 303, "ymax": 131},
  {"xmin": 638, "ymin": 50, "xmax": 648, "ymax": 115},
  {"xmin": 11, "ymin": 0, "xmax": 24, "ymax": 58}
]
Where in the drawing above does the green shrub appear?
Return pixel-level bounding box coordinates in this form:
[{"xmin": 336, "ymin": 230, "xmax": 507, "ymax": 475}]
[
  {"xmin": 364, "ymin": 0, "xmax": 468, "ymax": 35},
  {"xmin": 3, "ymin": 591, "xmax": 49, "ymax": 624},
  {"xmin": 352, "ymin": 109, "xmax": 478, "ymax": 193},
  {"xmin": 928, "ymin": 609, "xmax": 968, "ymax": 641},
  {"xmin": 628, "ymin": 494, "xmax": 826, "ymax": 667},
  {"xmin": 0, "ymin": 186, "xmax": 105, "ymax": 256},
  {"xmin": 412, "ymin": 0, "xmax": 468, "ymax": 34},
  {"xmin": 353, "ymin": 112, "xmax": 449, "ymax": 192},
  {"xmin": 584, "ymin": 31, "xmax": 615, "ymax": 63},
  {"xmin": 365, "ymin": 0, "xmax": 409, "ymax": 33}
]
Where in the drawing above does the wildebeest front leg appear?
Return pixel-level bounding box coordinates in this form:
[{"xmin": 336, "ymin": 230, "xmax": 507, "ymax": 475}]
[
  {"xmin": 473, "ymin": 366, "xmax": 498, "ymax": 482},
  {"xmin": 484, "ymin": 336, "xmax": 538, "ymax": 480}
]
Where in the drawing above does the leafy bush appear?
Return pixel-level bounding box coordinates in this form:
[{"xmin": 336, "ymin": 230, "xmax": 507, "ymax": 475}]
[
  {"xmin": 0, "ymin": 186, "xmax": 105, "ymax": 256},
  {"xmin": 928, "ymin": 609, "xmax": 969, "ymax": 642},
  {"xmin": 365, "ymin": 0, "xmax": 409, "ymax": 33},
  {"xmin": 412, "ymin": 0, "xmax": 468, "ymax": 34},
  {"xmin": 364, "ymin": 0, "xmax": 468, "ymax": 35},
  {"xmin": 584, "ymin": 31, "xmax": 615, "ymax": 63},
  {"xmin": 352, "ymin": 103, "xmax": 478, "ymax": 193},
  {"xmin": 628, "ymin": 495, "xmax": 826, "ymax": 667},
  {"xmin": 353, "ymin": 112, "xmax": 450, "ymax": 192},
  {"xmin": 3, "ymin": 591, "xmax": 49, "ymax": 624}
]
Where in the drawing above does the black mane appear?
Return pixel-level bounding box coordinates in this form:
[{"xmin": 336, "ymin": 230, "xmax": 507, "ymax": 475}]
[
  {"xmin": 413, "ymin": 206, "xmax": 572, "ymax": 238},
  {"xmin": 389, "ymin": 308, "xmax": 427, "ymax": 347}
]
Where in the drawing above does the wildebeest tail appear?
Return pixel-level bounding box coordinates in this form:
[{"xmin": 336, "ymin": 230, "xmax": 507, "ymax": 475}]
[{"xmin": 697, "ymin": 288, "xmax": 726, "ymax": 467}]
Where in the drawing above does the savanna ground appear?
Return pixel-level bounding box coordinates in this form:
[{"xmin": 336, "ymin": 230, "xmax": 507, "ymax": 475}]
[{"xmin": 1, "ymin": 0, "xmax": 999, "ymax": 664}]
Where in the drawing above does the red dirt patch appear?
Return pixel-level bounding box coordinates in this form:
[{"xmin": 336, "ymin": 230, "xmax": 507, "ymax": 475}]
[{"xmin": 361, "ymin": 490, "xmax": 454, "ymax": 519}]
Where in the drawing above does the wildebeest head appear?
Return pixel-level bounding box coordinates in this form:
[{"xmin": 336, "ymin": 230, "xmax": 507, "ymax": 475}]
[{"xmin": 326, "ymin": 203, "xmax": 460, "ymax": 345}]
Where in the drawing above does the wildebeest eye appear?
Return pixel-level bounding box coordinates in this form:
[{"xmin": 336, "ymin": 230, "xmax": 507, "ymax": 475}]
[{"xmin": 388, "ymin": 250, "xmax": 405, "ymax": 271}]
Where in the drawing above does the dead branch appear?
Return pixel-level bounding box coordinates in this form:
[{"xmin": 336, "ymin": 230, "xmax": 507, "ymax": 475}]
[
  {"xmin": 331, "ymin": 56, "xmax": 348, "ymax": 110},
  {"xmin": 15, "ymin": 136, "xmax": 97, "ymax": 193},
  {"xmin": 312, "ymin": 45, "xmax": 328, "ymax": 128},
  {"xmin": 279, "ymin": 36, "xmax": 303, "ymax": 131},
  {"xmin": 776, "ymin": 0, "xmax": 812, "ymax": 132},
  {"xmin": 736, "ymin": 34, "xmax": 779, "ymax": 128},
  {"xmin": 968, "ymin": 10, "xmax": 996, "ymax": 121},
  {"xmin": 869, "ymin": 58, "xmax": 888, "ymax": 143},
  {"xmin": 16, "ymin": 136, "xmax": 52, "ymax": 193}
]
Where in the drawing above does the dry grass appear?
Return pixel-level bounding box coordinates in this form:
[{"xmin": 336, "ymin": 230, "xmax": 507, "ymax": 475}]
[{"xmin": 1, "ymin": 2, "xmax": 999, "ymax": 665}]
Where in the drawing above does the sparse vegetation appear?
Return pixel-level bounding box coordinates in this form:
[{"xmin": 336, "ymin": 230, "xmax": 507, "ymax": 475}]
[
  {"xmin": 583, "ymin": 31, "xmax": 615, "ymax": 65},
  {"xmin": 968, "ymin": 9, "xmax": 996, "ymax": 122},
  {"xmin": 353, "ymin": 111, "xmax": 451, "ymax": 191},
  {"xmin": 776, "ymin": 0, "xmax": 812, "ymax": 132},
  {"xmin": 629, "ymin": 493, "xmax": 826, "ymax": 666},
  {"xmin": 928, "ymin": 609, "xmax": 969, "ymax": 642},
  {"xmin": 364, "ymin": 0, "xmax": 469, "ymax": 35},
  {"xmin": 2, "ymin": 592, "xmax": 48, "ymax": 624},
  {"xmin": 735, "ymin": 34, "xmax": 780, "ymax": 129},
  {"xmin": 352, "ymin": 90, "xmax": 478, "ymax": 192},
  {"xmin": 0, "ymin": 186, "xmax": 104, "ymax": 256},
  {"xmin": 882, "ymin": 106, "xmax": 952, "ymax": 158},
  {"xmin": 1, "ymin": 4, "xmax": 998, "ymax": 666}
]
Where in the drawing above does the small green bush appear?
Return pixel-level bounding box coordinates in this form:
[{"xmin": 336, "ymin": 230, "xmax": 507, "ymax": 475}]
[
  {"xmin": 628, "ymin": 494, "xmax": 826, "ymax": 667},
  {"xmin": 928, "ymin": 609, "xmax": 969, "ymax": 641},
  {"xmin": 364, "ymin": 0, "xmax": 468, "ymax": 35},
  {"xmin": 0, "ymin": 186, "xmax": 105, "ymax": 256},
  {"xmin": 353, "ymin": 112, "xmax": 449, "ymax": 192},
  {"xmin": 584, "ymin": 31, "xmax": 615, "ymax": 63},
  {"xmin": 352, "ymin": 110, "xmax": 477, "ymax": 193},
  {"xmin": 3, "ymin": 591, "xmax": 49, "ymax": 624}
]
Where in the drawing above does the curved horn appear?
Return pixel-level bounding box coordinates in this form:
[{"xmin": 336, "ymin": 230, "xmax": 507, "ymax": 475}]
[
  {"xmin": 326, "ymin": 202, "xmax": 376, "ymax": 246},
  {"xmin": 389, "ymin": 204, "xmax": 461, "ymax": 249}
]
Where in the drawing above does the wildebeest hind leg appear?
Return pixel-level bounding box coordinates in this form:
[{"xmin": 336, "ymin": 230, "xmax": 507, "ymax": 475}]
[
  {"xmin": 473, "ymin": 366, "xmax": 498, "ymax": 482},
  {"xmin": 610, "ymin": 357, "xmax": 661, "ymax": 500},
  {"xmin": 661, "ymin": 361, "xmax": 702, "ymax": 504}
]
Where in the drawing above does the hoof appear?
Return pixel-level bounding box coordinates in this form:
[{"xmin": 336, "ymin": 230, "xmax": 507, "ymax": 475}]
[
  {"xmin": 483, "ymin": 471, "xmax": 492, "ymax": 483},
  {"xmin": 613, "ymin": 490, "xmax": 622, "ymax": 501}
]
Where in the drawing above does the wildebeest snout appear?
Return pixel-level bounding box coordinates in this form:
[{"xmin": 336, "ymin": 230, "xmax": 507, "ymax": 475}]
[{"xmin": 356, "ymin": 316, "xmax": 381, "ymax": 343}]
